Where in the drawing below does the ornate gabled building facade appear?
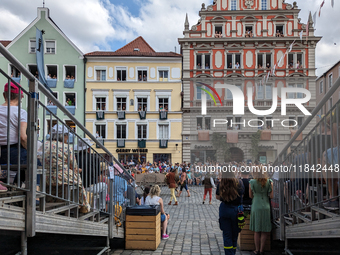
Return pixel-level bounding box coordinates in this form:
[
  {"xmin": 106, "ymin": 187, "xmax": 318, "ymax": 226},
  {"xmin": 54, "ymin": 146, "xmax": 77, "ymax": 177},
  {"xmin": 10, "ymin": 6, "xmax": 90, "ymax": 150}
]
[{"xmin": 178, "ymin": 0, "xmax": 321, "ymax": 163}]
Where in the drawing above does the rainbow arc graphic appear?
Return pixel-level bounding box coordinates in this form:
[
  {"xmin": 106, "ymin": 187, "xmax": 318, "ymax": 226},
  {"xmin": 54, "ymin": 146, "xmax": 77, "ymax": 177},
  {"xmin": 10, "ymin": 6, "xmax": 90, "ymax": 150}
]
[{"xmin": 197, "ymin": 82, "xmax": 223, "ymax": 106}]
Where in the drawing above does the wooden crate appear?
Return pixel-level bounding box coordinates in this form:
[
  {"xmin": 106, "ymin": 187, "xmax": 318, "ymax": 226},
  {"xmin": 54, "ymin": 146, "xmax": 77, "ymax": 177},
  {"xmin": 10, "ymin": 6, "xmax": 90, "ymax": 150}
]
[
  {"xmin": 238, "ymin": 216, "xmax": 271, "ymax": 251},
  {"xmin": 125, "ymin": 213, "xmax": 161, "ymax": 250}
]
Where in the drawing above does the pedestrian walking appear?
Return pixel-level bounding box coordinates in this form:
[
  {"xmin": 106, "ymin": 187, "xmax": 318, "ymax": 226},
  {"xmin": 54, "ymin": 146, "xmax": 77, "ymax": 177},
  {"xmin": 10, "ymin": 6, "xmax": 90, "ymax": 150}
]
[
  {"xmin": 177, "ymin": 168, "xmax": 190, "ymax": 198},
  {"xmin": 216, "ymin": 170, "xmax": 244, "ymax": 255},
  {"xmin": 166, "ymin": 168, "xmax": 178, "ymax": 205},
  {"xmin": 249, "ymin": 166, "xmax": 273, "ymax": 255},
  {"xmin": 202, "ymin": 172, "xmax": 215, "ymax": 204}
]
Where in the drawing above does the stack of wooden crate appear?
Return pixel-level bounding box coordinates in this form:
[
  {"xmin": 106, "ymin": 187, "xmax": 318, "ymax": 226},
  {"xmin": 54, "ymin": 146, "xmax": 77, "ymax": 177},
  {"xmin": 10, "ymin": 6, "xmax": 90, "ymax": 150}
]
[
  {"xmin": 125, "ymin": 212, "xmax": 161, "ymax": 250},
  {"xmin": 238, "ymin": 214, "xmax": 271, "ymax": 251}
]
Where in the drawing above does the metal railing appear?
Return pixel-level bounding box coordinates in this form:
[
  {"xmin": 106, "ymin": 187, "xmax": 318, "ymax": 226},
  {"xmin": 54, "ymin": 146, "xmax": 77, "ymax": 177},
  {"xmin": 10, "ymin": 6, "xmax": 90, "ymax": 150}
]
[
  {"xmin": 272, "ymin": 75, "xmax": 340, "ymax": 242},
  {"xmin": 0, "ymin": 43, "xmax": 134, "ymax": 254}
]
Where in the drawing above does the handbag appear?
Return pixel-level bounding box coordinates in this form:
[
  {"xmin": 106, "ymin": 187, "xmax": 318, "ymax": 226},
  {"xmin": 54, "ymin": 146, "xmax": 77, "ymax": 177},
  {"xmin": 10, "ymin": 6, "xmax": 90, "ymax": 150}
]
[{"xmin": 237, "ymin": 204, "xmax": 246, "ymax": 231}]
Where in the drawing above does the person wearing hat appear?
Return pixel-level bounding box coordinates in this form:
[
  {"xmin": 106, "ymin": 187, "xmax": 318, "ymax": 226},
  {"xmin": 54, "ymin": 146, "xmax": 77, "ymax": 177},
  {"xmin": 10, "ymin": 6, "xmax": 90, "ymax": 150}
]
[
  {"xmin": 40, "ymin": 124, "xmax": 90, "ymax": 213},
  {"xmin": 0, "ymin": 82, "xmax": 27, "ymax": 191}
]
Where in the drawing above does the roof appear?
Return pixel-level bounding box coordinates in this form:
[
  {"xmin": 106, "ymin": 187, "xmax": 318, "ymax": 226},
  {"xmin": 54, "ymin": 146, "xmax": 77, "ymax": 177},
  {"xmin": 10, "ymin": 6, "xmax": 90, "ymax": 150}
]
[
  {"xmin": 0, "ymin": 40, "xmax": 12, "ymax": 47},
  {"xmin": 85, "ymin": 36, "xmax": 181, "ymax": 57},
  {"xmin": 316, "ymin": 60, "xmax": 340, "ymax": 81}
]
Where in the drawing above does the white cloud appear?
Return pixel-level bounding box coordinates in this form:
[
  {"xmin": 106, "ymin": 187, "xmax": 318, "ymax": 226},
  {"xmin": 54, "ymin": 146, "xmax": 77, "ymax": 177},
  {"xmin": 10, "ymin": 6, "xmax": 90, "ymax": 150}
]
[
  {"xmin": 0, "ymin": 0, "xmax": 339, "ymax": 75},
  {"xmin": 0, "ymin": 0, "xmax": 115, "ymax": 53}
]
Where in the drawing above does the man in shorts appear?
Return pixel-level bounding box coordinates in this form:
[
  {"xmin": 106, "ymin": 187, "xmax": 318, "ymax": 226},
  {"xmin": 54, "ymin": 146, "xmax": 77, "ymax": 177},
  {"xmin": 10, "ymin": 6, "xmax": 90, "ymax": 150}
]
[{"xmin": 177, "ymin": 168, "xmax": 190, "ymax": 197}]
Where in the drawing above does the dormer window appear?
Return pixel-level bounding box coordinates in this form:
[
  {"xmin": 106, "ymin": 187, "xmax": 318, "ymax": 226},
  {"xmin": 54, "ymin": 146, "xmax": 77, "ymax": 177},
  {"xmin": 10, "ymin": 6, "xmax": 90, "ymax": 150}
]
[{"xmin": 134, "ymin": 48, "xmax": 140, "ymax": 52}]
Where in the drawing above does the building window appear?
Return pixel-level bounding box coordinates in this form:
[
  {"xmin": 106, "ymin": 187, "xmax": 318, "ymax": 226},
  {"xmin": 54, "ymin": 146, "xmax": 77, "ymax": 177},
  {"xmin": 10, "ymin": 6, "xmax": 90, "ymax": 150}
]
[
  {"xmin": 197, "ymin": 117, "xmax": 203, "ymax": 130},
  {"xmin": 96, "ymin": 69, "xmax": 106, "ymax": 81},
  {"xmin": 197, "ymin": 86, "xmax": 202, "ymax": 100},
  {"xmin": 65, "ymin": 66, "xmax": 76, "ymax": 80},
  {"xmin": 275, "ymin": 25, "xmax": 284, "ymax": 37},
  {"xmin": 329, "ymin": 74, "xmax": 333, "ymax": 88},
  {"xmin": 235, "ymin": 117, "xmax": 242, "ymax": 130},
  {"xmin": 10, "ymin": 64, "xmax": 21, "ymax": 78},
  {"xmin": 320, "ymin": 81, "xmax": 323, "ymax": 93},
  {"xmin": 245, "ymin": 25, "xmax": 254, "ymax": 38},
  {"xmin": 159, "ymin": 124, "xmax": 169, "ymax": 139},
  {"xmin": 96, "ymin": 124, "xmax": 106, "ymax": 138},
  {"xmin": 116, "ymin": 97, "xmax": 126, "ymax": 111},
  {"xmin": 227, "ymin": 53, "xmax": 241, "ymax": 69},
  {"xmin": 266, "ymin": 117, "xmax": 273, "ymax": 129},
  {"xmin": 297, "ymin": 117, "xmax": 304, "ymax": 129},
  {"xmin": 117, "ymin": 68, "xmax": 126, "ymax": 81},
  {"xmin": 45, "ymin": 41, "xmax": 56, "ymax": 54},
  {"xmin": 265, "ymin": 85, "xmax": 272, "ymax": 99},
  {"xmin": 46, "ymin": 65, "xmax": 58, "ymax": 79},
  {"xmin": 96, "ymin": 97, "xmax": 106, "ymax": 111},
  {"xmin": 28, "ymin": 65, "xmax": 38, "ymax": 78},
  {"xmin": 159, "ymin": 70, "xmax": 169, "ymax": 82},
  {"xmin": 329, "ymin": 98, "xmax": 333, "ymax": 111},
  {"xmin": 138, "ymin": 70, "xmax": 148, "ymax": 81},
  {"xmin": 205, "ymin": 117, "xmax": 211, "ymax": 130},
  {"xmin": 159, "ymin": 98, "xmax": 169, "ymax": 111},
  {"xmin": 289, "ymin": 117, "xmax": 296, "ymax": 129},
  {"xmin": 287, "ymin": 84, "xmax": 304, "ymax": 99},
  {"xmin": 137, "ymin": 124, "xmax": 147, "ymax": 139},
  {"xmin": 261, "ymin": 0, "xmax": 267, "ymax": 10},
  {"xmin": 29, "ymin": 40, "xmax": 36, "ymax": 53},
  {"xmin": 288, "ymin": 53, "xmax": 303, "ymax": 69},
  {"xmin": 196, "ymin": 54, "xmax": 211, "ymax": 69},
  {"xmin": 257, "ymin": 53, "xmax": 272, "ymax": 69},
  {"xmin": 116, "ymin": 124, "xmax": 127, "ymax": 139},
  {"xmin": 257, "ymin": 84, "xmax": 264, "ymax": 99},
  {"xmin": 137, "ymin": 98, "xmax": 148, "ymax": 112},
  {"xmin": 65, "ymin": 93, "xmax": 76, "ymax": 106},
  {"xmin": 297, "ymin": 84, "xmax": 304, "ymax": 98},
  {"xmin": 214, "ymin": 25, "xmax": 223, "ymax": 37},
  {"xmin": 231, "ymin": 0, "xmax": 237, "ymax": 10}
]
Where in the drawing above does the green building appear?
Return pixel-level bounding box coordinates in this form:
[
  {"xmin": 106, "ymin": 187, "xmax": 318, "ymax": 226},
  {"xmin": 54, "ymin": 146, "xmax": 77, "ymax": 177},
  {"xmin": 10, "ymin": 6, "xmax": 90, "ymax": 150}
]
[{"xmin": 0, "ymin": 7, "xmax": 85, "ymax": 137}]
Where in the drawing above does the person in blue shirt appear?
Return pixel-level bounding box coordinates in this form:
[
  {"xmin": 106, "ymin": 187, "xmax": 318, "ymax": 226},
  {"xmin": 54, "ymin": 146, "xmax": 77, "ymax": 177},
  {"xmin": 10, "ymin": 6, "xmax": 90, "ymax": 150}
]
[{"xmin": 111, "ymin": 171, "xmax": 127, "ymax": 206}]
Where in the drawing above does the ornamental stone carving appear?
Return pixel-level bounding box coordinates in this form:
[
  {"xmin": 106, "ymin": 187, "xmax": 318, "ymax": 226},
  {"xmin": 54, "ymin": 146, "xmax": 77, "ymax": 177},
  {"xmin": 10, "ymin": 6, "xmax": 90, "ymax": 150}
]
[
  {"xmin": 191, "ymin": 25, "xmax": 197, "ymax": 31},
  {"xmin": 244, "ymin": 0, "xmax": 254, "ymax": 9},
  {"xmin": 286, "ymin": 3, "xmax": 293, "ymax": 10},
  {"xmin": 207, "ymin": 5, "xmax": 214, "ymax": 11}
]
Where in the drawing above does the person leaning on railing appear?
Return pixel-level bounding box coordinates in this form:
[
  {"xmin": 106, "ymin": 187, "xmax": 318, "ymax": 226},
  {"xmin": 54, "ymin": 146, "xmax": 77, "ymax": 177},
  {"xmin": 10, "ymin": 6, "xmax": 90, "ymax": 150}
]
[
  {"xmin": 40, "ymin": 124, "xmax": 90, "ymax": 213},
  {"xmin": 0, "ymin": 82, "xmax": 27, "ymax": 190}
]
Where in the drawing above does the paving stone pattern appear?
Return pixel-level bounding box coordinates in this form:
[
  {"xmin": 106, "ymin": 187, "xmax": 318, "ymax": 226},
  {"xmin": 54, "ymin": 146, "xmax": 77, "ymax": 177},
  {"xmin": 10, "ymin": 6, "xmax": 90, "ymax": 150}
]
[{"xmin": 111, "ymin": 186, "xmax": 256, "ymax": 255}]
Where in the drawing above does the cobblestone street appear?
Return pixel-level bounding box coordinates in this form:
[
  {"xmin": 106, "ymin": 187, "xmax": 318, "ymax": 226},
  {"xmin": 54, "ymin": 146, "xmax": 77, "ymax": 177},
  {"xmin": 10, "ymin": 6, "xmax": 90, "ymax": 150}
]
[{"xmin": 110, "ymin": 186, "xmax": 277, "ymax": 255}]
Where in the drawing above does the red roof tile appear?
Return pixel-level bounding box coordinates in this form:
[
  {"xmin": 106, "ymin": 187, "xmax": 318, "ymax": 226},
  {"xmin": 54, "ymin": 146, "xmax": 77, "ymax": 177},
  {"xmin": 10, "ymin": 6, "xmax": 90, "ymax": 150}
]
[
  {"xmin": 0, "ymin": 40, "xmax": 11, "ymax": 47},
  {"xmin": 85, "ymin": 36, "xmax": 181, "ymax": 57}
]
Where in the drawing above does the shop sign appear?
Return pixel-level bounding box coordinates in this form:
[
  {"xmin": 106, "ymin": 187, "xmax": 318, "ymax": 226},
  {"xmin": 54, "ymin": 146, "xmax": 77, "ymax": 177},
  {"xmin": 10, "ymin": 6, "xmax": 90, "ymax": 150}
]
[{"xmin": 116, "ymin": 149, "xmax": 148, "ymax": 153}]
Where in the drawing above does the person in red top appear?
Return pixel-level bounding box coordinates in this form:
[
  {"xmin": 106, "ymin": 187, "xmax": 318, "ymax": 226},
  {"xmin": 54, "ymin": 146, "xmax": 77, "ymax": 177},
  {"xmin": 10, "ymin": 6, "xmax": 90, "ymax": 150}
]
[{"xmin": 166, "ymin": 168, "xmax": 178, "ymax": 205}]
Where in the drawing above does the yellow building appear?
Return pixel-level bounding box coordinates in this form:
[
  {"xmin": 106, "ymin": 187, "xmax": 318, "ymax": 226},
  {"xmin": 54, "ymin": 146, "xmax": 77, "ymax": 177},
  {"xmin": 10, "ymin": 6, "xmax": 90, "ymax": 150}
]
[{"xmin": 85, "ymin": 37, "xmax": 182, "ymax": 164}]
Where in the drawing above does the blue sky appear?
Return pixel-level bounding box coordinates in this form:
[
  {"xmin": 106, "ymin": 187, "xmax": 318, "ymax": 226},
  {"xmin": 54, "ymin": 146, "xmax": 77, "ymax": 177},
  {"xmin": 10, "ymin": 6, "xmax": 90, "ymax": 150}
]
[{"xmin": 0, "ymin": 0, "xmax": 339, "ymax": 75}]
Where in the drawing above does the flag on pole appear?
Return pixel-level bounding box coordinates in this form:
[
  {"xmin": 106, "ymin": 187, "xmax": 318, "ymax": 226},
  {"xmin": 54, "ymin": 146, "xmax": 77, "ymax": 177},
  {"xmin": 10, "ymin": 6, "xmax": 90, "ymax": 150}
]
[
  {"xmin": 289, "ymin": 40, "xmax": 295, "ymax": 52},
  {"xmin": 331, "ymin": 0, "xmax": 334, "ymax": 8},
  {"xmin": 272, "ymin": 64, "xmax": 276, "ymax": 76},
  {"xmin": 299, "ymin": 30, "xmax": 303, "ymax": 41},
  {"xmin": 319, "ymin": 0, "xmax": 325, "ymax": 17},
  {"xmin": 313, "ymin": 12, "xmax": 317, "ymax": 27}
]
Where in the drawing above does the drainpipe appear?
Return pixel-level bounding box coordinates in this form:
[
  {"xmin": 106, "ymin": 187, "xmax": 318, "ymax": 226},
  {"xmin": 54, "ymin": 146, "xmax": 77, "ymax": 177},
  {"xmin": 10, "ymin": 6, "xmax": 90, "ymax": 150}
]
[{"xmin": 83, "ymin": 56, "xmax": 87, "ymax": 138}]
